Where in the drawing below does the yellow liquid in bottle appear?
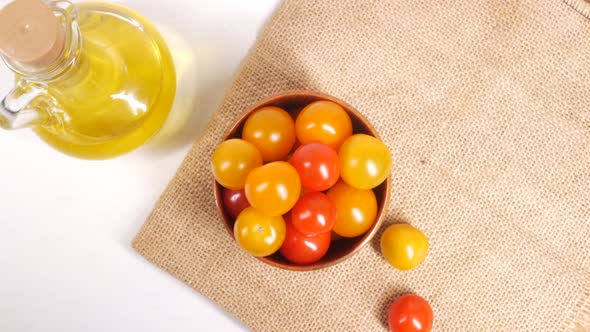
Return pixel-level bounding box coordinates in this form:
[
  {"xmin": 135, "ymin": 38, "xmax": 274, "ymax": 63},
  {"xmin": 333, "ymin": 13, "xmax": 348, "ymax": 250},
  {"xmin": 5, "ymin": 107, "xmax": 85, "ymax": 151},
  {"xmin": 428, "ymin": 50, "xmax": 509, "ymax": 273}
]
[{"xmin": 34, "ymin": 2, "xmax": 176, "ymax": 159}]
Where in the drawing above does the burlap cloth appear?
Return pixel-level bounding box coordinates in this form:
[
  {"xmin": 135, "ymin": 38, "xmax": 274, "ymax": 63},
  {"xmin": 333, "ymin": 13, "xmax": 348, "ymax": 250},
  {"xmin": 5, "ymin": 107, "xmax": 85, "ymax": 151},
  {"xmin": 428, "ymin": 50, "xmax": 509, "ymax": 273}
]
[{"xmin": 133, "ymin": 0, "xmax": 590, "ymax": 330}]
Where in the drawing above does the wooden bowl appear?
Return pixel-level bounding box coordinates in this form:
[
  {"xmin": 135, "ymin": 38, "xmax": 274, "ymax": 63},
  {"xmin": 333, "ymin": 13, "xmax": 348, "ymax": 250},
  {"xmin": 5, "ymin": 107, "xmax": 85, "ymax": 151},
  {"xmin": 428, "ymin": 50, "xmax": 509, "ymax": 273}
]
[{"xmin": 213, "ymin": 91, "xmax": 391, "ymax": 271}]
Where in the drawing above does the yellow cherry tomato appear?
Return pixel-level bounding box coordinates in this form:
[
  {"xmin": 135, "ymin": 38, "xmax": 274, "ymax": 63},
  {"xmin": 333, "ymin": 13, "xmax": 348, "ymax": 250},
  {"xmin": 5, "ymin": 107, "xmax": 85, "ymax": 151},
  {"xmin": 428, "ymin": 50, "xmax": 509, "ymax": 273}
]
[
  {"xmin": 339, "ymin": 134, "xmax": 392, "ymax": 190},
  {"xmin": 242, "ymin": 106, "xmax": 296, "ymax": 162},
  {"xmin": 245, "ymin": 161, "xmax": 301, "ymax": 216},
  {"xmin": 234, "ymin": 207, "xmax": 286, "ymax": 257},
  {"xmin": 295, "ymin": 100, "xmax": 353, "ymax": 150},
  {"xmin": 212, "ymin": 139, "xmax": 263, "ymax": 190},
  {"xmin": 327, "ymin": 181, "xmax": 377, "ymax": 237},
  {"xmin": 380, "ymin": 224, "xmax": 429, "ymax": 270}
]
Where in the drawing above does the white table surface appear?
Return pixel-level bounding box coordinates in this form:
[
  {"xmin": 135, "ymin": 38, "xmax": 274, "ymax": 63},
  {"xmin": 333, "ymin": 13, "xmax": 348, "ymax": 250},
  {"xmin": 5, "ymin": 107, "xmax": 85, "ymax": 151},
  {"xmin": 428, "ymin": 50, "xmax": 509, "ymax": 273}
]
[{"xmin": 0, "ymin": 0, "xmax": 279, "ymax": 331}]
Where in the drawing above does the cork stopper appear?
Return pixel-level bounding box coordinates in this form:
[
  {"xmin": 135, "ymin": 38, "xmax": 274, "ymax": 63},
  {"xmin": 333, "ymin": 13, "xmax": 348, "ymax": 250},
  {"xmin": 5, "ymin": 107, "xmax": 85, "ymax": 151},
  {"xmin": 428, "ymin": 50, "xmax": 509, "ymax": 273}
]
[{"xmin": 0, "ymin": 0, "xmax": 65, "ymax": 67}]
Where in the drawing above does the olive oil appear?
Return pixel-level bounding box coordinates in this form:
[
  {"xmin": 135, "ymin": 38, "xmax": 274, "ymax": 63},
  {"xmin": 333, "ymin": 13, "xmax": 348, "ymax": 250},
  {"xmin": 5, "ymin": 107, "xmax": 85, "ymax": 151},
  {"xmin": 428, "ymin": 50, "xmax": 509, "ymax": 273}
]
[
  {"xmin": 0, "ymin": 1, "xmax": 176, "ymax": 159},
  {"xmin": 35, "ymin": 3, "xmax": 176, "ymax": 159}
]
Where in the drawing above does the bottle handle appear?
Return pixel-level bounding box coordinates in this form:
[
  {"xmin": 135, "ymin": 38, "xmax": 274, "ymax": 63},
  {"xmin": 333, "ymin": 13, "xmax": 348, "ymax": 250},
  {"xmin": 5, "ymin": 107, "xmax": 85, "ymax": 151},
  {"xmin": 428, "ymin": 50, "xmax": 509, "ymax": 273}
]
[{"xmin": 0, "ymin": 80, "xmax": 50, "ymax": 130}]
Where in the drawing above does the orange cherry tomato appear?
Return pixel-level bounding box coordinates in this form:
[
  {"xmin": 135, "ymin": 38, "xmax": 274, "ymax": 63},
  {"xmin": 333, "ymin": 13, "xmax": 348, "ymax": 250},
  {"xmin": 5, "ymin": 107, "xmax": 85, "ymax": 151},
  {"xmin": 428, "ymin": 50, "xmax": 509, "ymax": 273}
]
[
  {"xmin": 295, "ymin": 100, "xmax": 353, "ymax": 150},
  {"xmin": 212, "ymin": 139, "xmax": 263, "ymax": 190},
  {"xmin": 222, "ymin": 188, "xmax": 250, "ymax": 219},
  {"xmin": 280, "ymin": 213, "xmax": 331, "ymax": 265},
  {"xmin": 234, "ymin": 207, "xmax": 286, "ymax": 257},
  {"xmin": 289, "ymin": 142, "xmax": 340, "ymax": 191},
  {"xmin": 380, "ymin": 224, "xmax": 429, "ymax": 270},
  {"xmin": 339, "ymin": 134, "xmax": 392, "ymax": 190},
  {"xmin": 291, "ymin": 191, "xmax": 338, "ymax": 235},
  {"xmin": 244, "ymin": 161, "xmax": 301, "ymax": 216},
  {"xmin": 242, "ymin": 106, "xmax": 296, "ymax": 162},
  {"xmin": 388, "ymin": 294, "xmax": 433, "ymax": 332},
  {"xmin": 327, "ymin": 181, "xmax": 377, "ymax": 237}
]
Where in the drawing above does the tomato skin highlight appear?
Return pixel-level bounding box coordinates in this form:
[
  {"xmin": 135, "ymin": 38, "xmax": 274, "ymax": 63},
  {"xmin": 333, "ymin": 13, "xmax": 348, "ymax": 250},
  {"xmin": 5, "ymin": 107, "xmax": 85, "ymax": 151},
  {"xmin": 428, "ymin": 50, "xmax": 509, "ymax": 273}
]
[
  {"xmin": 291, "ymin": 191, "xmax": 338, "ymax": 235},
  {"xmin": 339, "ymin": 134, "xmax": 392, "ymax": 190},
  {"xmin": 234, "ymin": 207, "xmax": 286, "ymax": 257},
  {"xmin": 388, "ymin": 294, "xmax": 433, "ymax": 332},
  {"xmin": 212, "ymin": 139, "xmax": 263, "ymax": 190},
  {"xmin": 244, "ymin": 161, "xmax": 301, "ymax": 216},
  {"xmin": 222, "ymin": 188, "xmax": 250, "ymax": 219},
  {"xmin": 289, "ymin": 142, "xmax": 340, "ymax": 191},
  {"xmin": 380, "ymin": 224, "xmax": 429, "ymax": 271},
  {"xmin": 242, "ymin": 106, "xmax": 296, "ymax": 162},
  {"xmin": 295, "ymin": 100, "xmax": 353, "ymax": 150},
  {"xmin": 280, "ymin": 213, "xmax": 331, "ymax": 265},
  {"xmin": 327, "ymin": 181, "xmax": 377, "ymax": 238}
]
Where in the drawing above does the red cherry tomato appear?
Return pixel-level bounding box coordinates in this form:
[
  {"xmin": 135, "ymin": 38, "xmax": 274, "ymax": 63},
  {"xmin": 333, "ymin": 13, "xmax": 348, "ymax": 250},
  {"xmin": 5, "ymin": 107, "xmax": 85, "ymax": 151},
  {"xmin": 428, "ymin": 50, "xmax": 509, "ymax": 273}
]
[
  {"xmin": 280, "ymin": 214, "xmax": 331, "ymax": 265},
  {"xmin": 289, "ymin": 142, "xmax": 340, "ymax": 191},
  {"xmin": 291, "ymin": 192, "xmax": 337, "ymax": 235},
  {"xmin": 222, "ymin": 188, "xmax": 250, "ymax": 219},
  {"xmin": 388, "ymin": 294, "xmax": 433, "ymax": 332}
]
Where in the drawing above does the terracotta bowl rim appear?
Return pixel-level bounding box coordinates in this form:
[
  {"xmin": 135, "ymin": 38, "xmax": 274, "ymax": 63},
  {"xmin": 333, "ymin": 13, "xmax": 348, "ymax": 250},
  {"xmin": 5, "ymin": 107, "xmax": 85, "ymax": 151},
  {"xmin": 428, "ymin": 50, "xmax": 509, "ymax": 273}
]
[{"xmin": 213, "ymin": 90, "xmax": 391, "ymax": 271}]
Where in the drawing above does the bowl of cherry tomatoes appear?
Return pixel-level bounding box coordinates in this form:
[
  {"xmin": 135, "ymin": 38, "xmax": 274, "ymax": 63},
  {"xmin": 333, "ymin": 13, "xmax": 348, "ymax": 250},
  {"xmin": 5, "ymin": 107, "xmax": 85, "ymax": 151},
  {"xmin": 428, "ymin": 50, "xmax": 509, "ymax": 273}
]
[{"xmin": 212, "ymin": 91, "xmax": 392, "ymax": 271}]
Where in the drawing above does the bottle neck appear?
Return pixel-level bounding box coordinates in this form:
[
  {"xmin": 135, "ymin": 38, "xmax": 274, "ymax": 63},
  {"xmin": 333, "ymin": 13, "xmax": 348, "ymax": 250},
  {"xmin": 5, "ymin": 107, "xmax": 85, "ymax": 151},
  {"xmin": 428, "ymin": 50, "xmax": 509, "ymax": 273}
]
[{"xmin": 0, "ymin": 0, "xmax": 81, "ymax": 83}]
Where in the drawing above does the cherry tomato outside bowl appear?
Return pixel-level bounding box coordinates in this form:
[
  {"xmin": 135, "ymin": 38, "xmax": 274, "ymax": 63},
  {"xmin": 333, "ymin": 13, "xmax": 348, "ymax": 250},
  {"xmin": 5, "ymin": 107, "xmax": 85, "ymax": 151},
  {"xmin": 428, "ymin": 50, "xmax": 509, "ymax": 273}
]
[
  {"xmin": 380, "ymin": 224, "xmax": 429, "ymax": 271},
  {"xmin": 388, "ymin": 294, "xmax": 433, "ymax": 332}
]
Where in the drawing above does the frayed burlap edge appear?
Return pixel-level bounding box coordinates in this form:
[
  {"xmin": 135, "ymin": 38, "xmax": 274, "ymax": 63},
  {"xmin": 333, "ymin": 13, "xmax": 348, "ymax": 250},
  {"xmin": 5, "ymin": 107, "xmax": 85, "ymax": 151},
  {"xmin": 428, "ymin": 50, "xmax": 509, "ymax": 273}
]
[
  {"xmin": 559, "ymin": 3, "xmax": 590, "ymax": 330},
  {"xmin": 132, "ymin": 1, "xmax": 590, "ymax": 331},
  {"xmin": 564, "ymin": 0, "xmax": 590, "ymax": 19},
  {"xmin": 563, "ymin": 282, "xmax": 590, "ymax": 332}
]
